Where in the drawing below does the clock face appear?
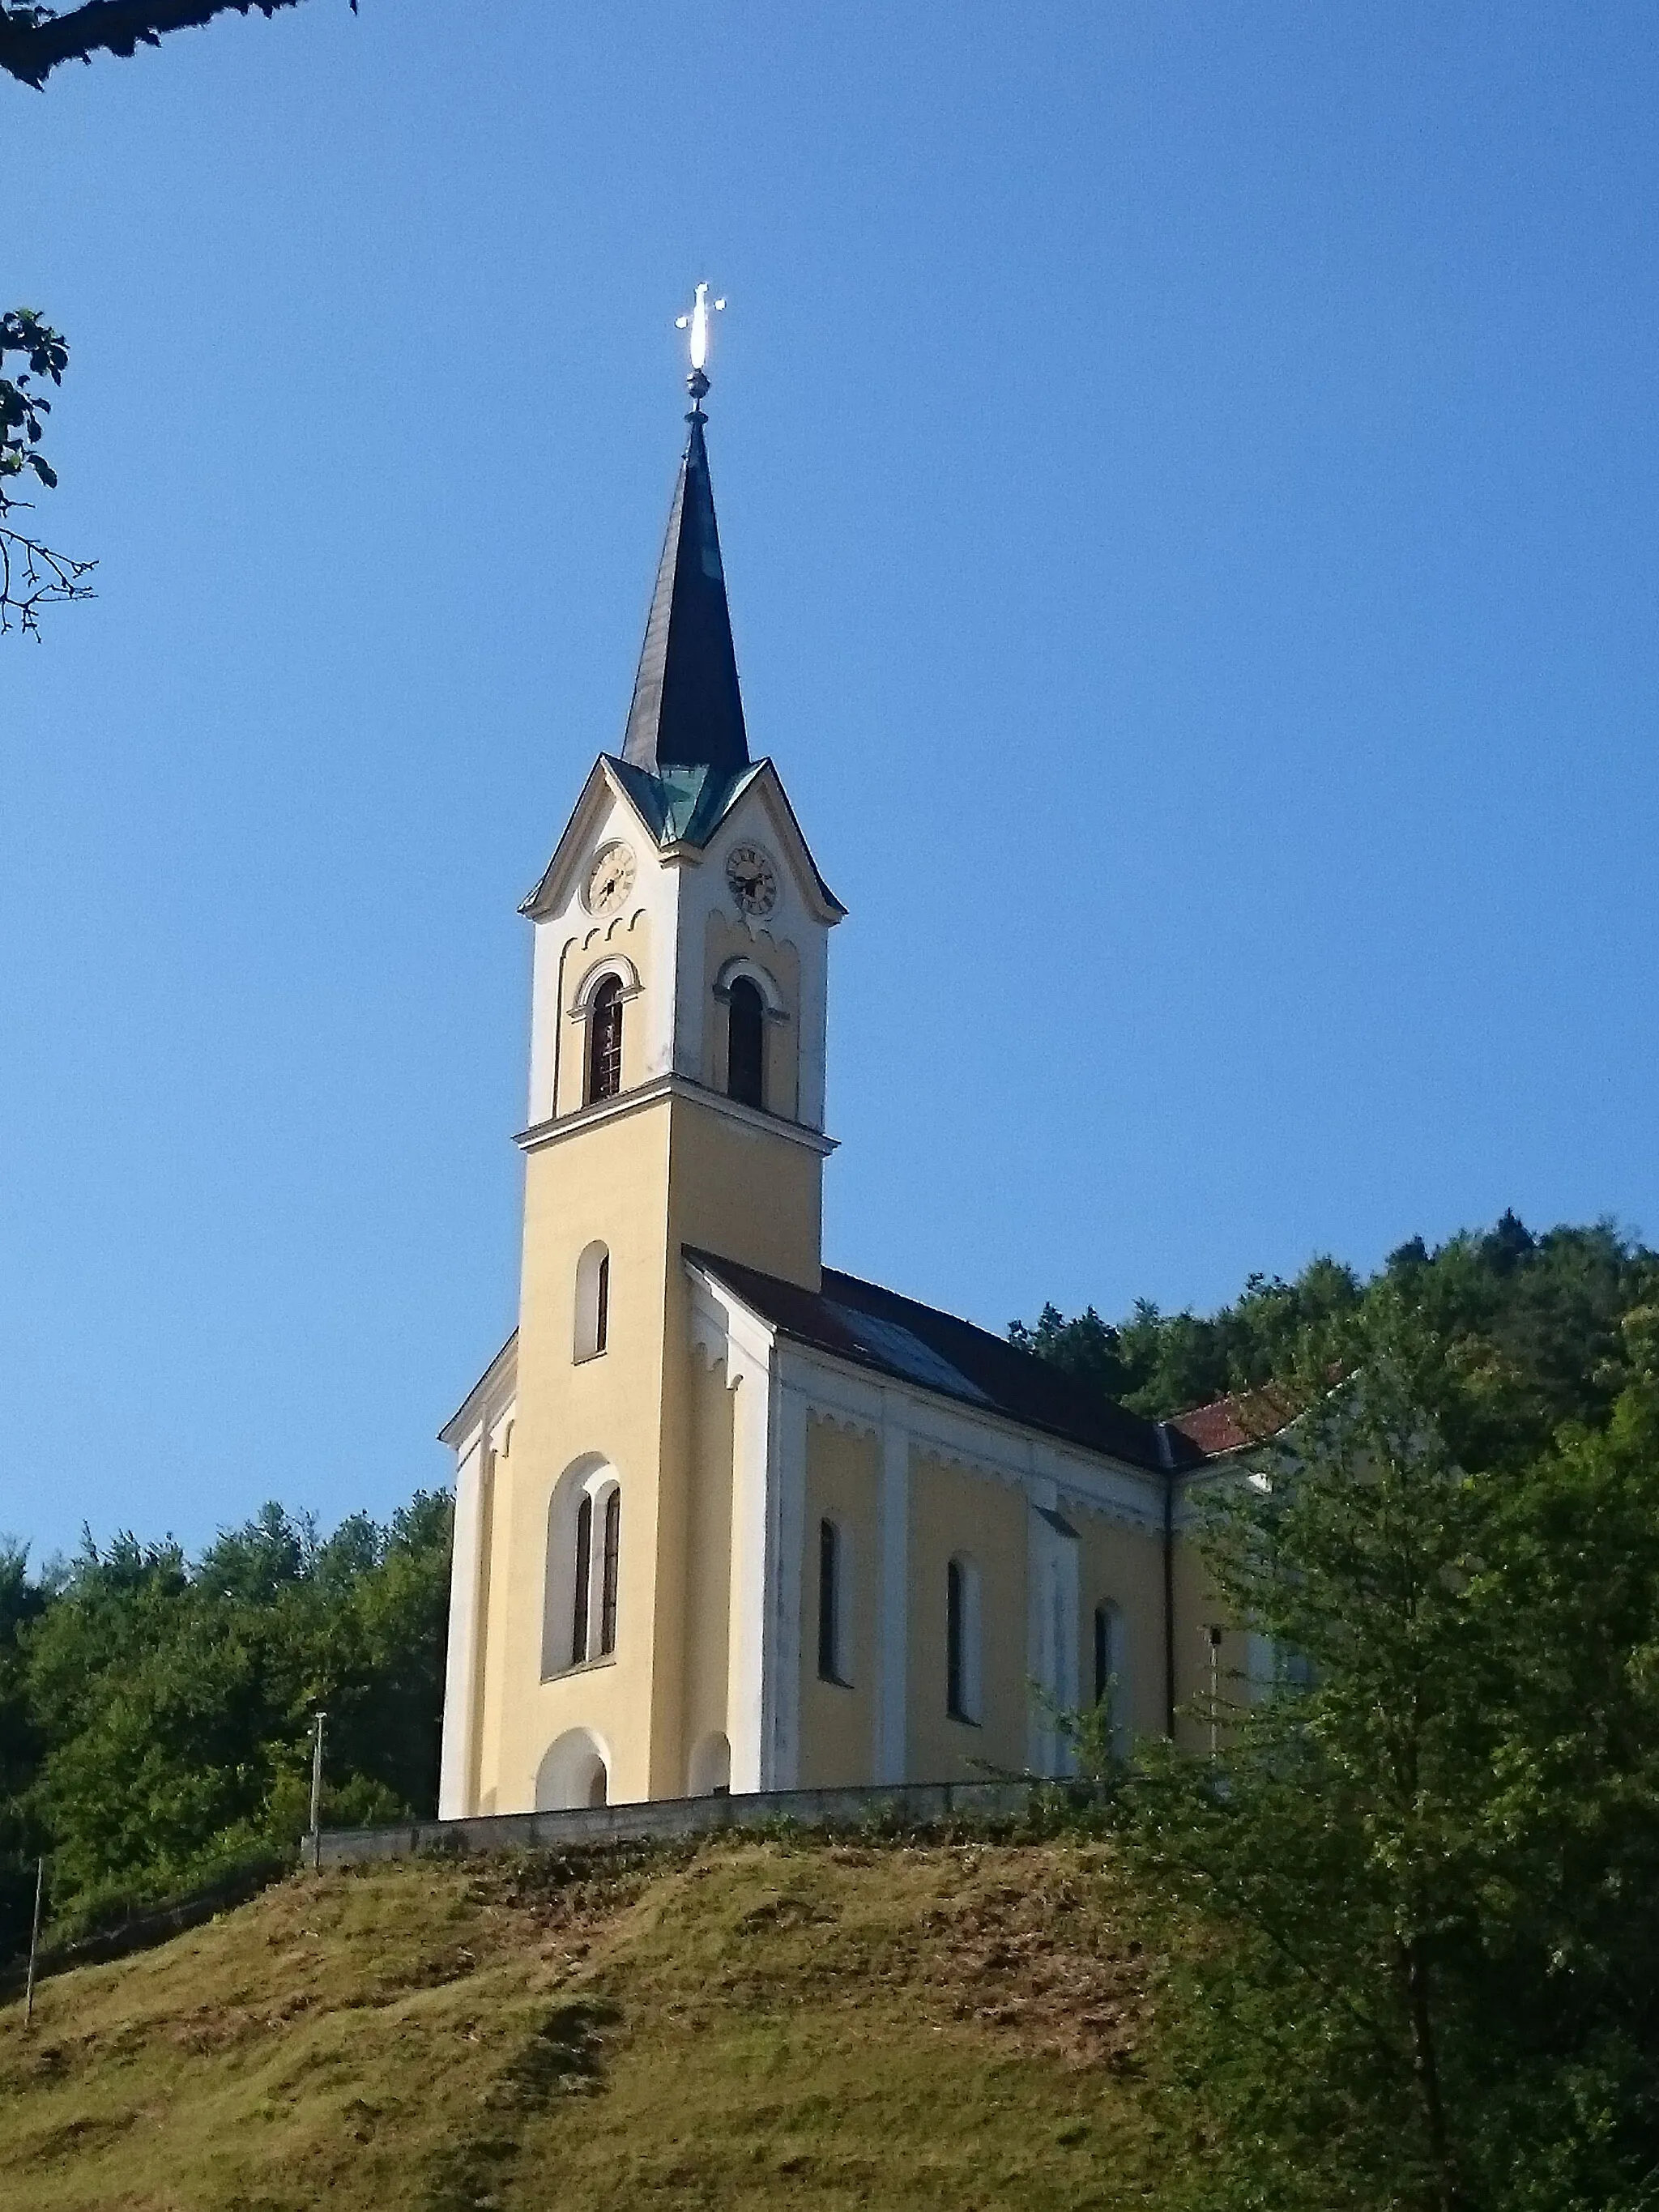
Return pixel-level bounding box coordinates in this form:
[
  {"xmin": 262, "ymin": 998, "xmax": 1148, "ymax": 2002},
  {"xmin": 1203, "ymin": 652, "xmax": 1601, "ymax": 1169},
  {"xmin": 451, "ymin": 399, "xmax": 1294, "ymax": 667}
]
[
  {"xmin": 726, "ymin": 843, "xmax": 778, "ymax": 918},
  {"xmin": 584, "ymin": 840, "xmax": 637, "ymax": 916}
]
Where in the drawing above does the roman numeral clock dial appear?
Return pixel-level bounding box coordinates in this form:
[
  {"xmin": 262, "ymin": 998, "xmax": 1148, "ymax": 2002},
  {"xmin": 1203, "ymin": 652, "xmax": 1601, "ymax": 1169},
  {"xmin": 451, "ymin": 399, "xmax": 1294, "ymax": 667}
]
[
  {"xmin": 725, "ymin": 844, "xmax": 778, "ymax": 917},
  {"xmin": 584, "ymin": 841, "xmax": 637, "ymax": 916}
]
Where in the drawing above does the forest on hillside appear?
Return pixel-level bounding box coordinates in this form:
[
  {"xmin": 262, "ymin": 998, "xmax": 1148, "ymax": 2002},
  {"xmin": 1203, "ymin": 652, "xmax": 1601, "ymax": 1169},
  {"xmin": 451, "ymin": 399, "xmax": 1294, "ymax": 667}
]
[{"xmin": 3, "ymin": 1212, "xmax": 1657, "ymax": 2210}]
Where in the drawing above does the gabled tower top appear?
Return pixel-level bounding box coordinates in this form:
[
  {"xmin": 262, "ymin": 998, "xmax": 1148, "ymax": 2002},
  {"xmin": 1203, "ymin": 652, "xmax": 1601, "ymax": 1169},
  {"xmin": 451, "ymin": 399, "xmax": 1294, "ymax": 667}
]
[{"xmin": 620, "ymin": 286, "xmax": 748, "ymax": 781}]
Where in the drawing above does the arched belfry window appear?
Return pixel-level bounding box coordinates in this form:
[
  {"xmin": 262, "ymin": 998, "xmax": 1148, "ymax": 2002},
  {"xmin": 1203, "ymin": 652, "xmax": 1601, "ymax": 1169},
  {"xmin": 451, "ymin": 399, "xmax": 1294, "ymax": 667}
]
[
  {"xmin": 574, "ymin": 1241, "xmax": 610, "ymax": 1361},
  {"xmin": 586, "ymin": 975, "xmax": 623, "ymax": 1104},
  {"xmin": 727, "ymin": 976, "xmax": 766, "ymax": 1110}
]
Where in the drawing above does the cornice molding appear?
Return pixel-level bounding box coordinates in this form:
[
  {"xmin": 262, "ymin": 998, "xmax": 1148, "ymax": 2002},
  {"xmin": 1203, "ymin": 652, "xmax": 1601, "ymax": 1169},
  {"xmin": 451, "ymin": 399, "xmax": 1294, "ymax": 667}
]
[
  {"xmin": 770, "ymin": 1340, "xmax": 1167, "ymax": 1536},
  {"xmin": 515, "ymin": 1073, "xmax": 838, "ymax": 1157}
]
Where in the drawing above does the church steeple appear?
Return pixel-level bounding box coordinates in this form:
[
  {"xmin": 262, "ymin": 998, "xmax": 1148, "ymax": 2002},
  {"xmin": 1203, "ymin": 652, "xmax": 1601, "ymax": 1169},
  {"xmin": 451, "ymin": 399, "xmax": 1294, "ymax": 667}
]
[{"xmin": 620, "ymin": 364, "xmax": 749, "ymax": 781}]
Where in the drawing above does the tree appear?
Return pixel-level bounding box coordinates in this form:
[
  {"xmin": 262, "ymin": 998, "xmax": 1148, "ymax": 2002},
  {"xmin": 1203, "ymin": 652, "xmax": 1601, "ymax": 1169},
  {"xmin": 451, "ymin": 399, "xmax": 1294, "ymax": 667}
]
[
  {"xmin": 1114, "ymin": 1293, "xmax": 1659, "ymax": 2212},
  {"xmin": 0, "ymin": 308, "xmax": 93, "ymax": 636},
  {"xmin": 0, "ymin": 1542, "xmax": 50, "ymax": 1959},
  {"xmin": 0, "ymin": 0, "xmax": 343, "ymax": 88},
  {"xmin": 1014, "ymin": 1213, "xmax": 1658, "ymax": 1434},
  {"xmin": 17, "ymin": 1493, "xmax": 452, "ymax": 1933}
]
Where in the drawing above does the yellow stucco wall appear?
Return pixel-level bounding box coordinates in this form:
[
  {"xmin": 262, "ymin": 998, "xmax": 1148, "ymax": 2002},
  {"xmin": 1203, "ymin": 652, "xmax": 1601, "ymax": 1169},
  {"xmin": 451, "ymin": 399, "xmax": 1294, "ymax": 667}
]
[
  {"xmin": 1071, "ymin": 1505, "xmax": 1167, "ymax": 1746},
  {"xmin": 478, "ymin": 1097, "xmax": 673, "ymax": 1810},
  {"xmin": 1169, "ymin": 1517, "xmax": 1251, "ymax": 1755},
  {"xmin": 795, "ymin": 1419, "xmax": 880, "ymax": 1787},
  {"xmin": 663, "ymin": 1094, "xmax": 823, "ymax": 1294},
  {"xmin": 472, "ymin": 1070, "xmax": 826, "ymax": 1814},
  {"xmin": 906, "ymin": 1452, "xmax": 1028, "ymax": 1783}
]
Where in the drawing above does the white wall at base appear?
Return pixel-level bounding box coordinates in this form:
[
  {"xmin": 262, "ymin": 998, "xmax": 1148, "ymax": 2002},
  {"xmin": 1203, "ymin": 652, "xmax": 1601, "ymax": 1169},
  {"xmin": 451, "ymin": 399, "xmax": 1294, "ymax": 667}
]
[
  {"xmin": 717, "ymin": 1307, "xmax": 778, "ymax": 1794},
  {"xmin": 437, "ymin": 1432, "xmax": 488, "ymax": 1820}
]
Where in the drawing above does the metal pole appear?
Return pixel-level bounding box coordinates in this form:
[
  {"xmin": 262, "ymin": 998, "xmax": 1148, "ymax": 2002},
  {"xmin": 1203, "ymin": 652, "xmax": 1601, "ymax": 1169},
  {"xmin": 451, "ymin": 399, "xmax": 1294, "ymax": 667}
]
[
  {"xmin": 308, "ymin": 1711, "xmax": 327, "ymax": 1871},
  {"xmin": 23, "ymin": 1854, "xmax": 45, "ymax": 2031},
  {"xmin": 1206, "ymin": 1627, "xmax": 1222, "ymax": 1761}
]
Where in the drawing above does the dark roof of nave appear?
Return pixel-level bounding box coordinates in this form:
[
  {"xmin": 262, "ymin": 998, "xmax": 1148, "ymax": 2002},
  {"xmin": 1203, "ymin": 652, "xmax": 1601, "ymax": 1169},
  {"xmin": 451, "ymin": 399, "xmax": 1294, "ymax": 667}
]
[
  {"xmin": 621, "ymin": 410, "xmax": 749, "ymax": 782},
  {"xmin": 684, "ymin": 1248, "xmax": 1209, "ymax": 1474}
]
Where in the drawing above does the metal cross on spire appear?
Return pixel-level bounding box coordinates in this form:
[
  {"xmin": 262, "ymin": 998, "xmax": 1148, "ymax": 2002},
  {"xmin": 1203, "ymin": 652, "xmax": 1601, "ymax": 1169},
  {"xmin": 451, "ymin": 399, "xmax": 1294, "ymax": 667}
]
[{"xmin": 675, "ymin": 282, "xmax": 726, "ymax": 410}]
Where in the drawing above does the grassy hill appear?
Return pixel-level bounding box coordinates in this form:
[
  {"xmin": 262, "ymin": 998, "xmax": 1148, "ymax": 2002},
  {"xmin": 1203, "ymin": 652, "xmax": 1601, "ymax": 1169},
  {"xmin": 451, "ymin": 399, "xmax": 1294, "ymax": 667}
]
[{"xmin": 0, "ymin": 1829, "xmax": 1170, "ymax": 2210}]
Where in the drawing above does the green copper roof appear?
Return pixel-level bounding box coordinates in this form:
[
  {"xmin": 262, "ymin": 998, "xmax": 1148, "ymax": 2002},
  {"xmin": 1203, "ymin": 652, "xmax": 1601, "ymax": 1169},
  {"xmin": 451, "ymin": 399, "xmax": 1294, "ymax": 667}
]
[{"xmin": 606, "ymin": 756, "xmax": 766, "ymax": 849}]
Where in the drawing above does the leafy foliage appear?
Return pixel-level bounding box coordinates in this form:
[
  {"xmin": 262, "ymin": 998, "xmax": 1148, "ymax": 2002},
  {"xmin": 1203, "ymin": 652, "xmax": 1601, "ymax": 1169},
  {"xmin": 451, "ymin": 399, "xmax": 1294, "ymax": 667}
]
[
  {"xmin": 0, "ymin": 307, "xmax": 93, "ymax": 635},
  {"xmin": 1107, "ymin": 1279, "xmax": 1659, "ymax": 2212},
  {"xmin": 0, "ymin": 1493, "xmax": 451, "ymax": 1953},
  {"xmin": 1013, "ymin": 1211, "xmax": 1659, "ymax": 1439},
  {"xmin": 0, "ymin": 0, "xmax": 331, "ymax": 88}
]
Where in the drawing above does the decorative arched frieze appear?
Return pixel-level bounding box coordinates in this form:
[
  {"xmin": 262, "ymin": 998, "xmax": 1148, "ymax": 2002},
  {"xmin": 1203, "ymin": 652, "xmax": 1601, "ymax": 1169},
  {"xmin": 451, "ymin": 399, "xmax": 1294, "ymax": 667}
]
[{"xmin": 804, "ymin": 1402, "xmax": 880, "ymax": 1444}]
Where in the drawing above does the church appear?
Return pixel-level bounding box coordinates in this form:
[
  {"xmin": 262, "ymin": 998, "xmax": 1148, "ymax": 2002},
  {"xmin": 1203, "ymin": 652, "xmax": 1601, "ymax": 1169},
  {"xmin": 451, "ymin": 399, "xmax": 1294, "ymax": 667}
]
[{"xmin": 436, "ymin": 314, "xmax": 1246, "ymax": 1818}]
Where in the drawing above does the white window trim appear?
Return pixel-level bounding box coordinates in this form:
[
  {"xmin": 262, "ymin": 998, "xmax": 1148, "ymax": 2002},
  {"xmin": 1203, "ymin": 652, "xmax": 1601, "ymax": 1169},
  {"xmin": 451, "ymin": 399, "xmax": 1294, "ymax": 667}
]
[
  {"xmin": 574, "ymin": 1239, "xmax": 610, "ymax": 1362},
  {"xmin": 542, "ymin": 1456, "xmax": 622, "ymax": 1678},
  {"xmin": 566, "ymin": 953, "xmax": 642, "ymax": 1020},
  {"xmin": 712, "ymin": 954, "xmax": 790, "ymax": 1020}
]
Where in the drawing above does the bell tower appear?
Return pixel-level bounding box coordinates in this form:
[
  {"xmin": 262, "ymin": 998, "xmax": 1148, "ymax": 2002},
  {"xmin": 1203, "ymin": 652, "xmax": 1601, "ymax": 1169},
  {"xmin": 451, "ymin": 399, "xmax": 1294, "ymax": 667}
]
[{"xmin": 438, "ymin": 304, "xmax": 845, "ymax": 1818}]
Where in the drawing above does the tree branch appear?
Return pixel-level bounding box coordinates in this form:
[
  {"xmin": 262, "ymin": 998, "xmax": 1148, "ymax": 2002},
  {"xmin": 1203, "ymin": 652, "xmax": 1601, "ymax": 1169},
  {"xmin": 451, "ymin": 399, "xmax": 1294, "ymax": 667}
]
[
  {"xmin": 0, "ymin": 0, "xmax": 339, "ymax": 87},
  {"xmin": 0, "ymin": 516, "xmax": 96, "ymax": 636}
]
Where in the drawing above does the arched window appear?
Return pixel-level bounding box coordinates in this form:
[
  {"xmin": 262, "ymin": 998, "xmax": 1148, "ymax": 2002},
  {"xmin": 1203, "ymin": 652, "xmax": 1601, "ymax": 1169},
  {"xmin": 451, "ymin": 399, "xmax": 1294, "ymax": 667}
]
[
  {"xmin": 727, "ymin": 976, "xmax": 766, "ymax": 1110},
  {"xmin": 817, "ymin": 1517, "xmax": 851, "ymax": 1684},
  {"xmin": 1093, "ymin": 1601, "xmax": 1129, "ymax": 1757},
  {"xmin": 574, "ymin": 1240, "xmax": 610, "ymax": 1361},
  {"xmin": 599, "ymin": 1489, "xmax": 621, "ymax": 1656},
  {"xmin": 946, "ymin": 1554, "xmax": 982, "ymax": 1724},
  {"xmin": 544, "ymin": 1459, "xmax": 622, "ymax": 1677},
  {"xmin": 586, "ymin": 975, "xmax": 624, "ymax": 1104},
  {"xmin": 570, "ymin": 1495, "xmax": 592, "ymax": 1668}
]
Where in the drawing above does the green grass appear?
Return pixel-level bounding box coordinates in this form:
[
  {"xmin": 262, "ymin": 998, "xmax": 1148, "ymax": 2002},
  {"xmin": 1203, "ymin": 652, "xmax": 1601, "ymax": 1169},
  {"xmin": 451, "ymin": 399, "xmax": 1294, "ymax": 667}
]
[{"xmin": 0, "ymin": 1830, "xmax": 1172, "ymax": 2210}]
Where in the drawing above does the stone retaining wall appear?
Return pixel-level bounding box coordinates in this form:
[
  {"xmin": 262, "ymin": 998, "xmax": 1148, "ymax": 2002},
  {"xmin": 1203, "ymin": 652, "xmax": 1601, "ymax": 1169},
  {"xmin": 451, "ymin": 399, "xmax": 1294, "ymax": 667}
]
[{"xmin": 314, "ymin": 1778, "xmax": 1056, "ymax": 1868}]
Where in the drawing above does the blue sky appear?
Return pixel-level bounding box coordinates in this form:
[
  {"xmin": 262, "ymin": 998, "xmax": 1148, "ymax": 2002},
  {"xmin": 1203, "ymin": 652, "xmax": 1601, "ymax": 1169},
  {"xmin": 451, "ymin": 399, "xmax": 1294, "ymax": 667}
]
[{"xmin": 5, "ymin": 1, "xmax": 1656, "ymax": 1559}]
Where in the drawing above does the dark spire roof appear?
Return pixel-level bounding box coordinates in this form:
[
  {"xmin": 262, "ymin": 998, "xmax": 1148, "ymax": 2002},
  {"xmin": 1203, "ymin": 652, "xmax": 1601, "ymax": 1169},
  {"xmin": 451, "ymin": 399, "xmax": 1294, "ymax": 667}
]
[{"xmin": 621, "ymin": 408, "xmax": 750, "ymax": 779}]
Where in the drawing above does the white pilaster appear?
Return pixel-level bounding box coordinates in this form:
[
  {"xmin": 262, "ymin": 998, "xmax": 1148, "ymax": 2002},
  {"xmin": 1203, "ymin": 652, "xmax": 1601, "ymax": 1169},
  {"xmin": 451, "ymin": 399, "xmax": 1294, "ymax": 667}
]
[
  {"xmin": 1025, "ymin": 1493, "xmax": 1081, "ymax": 1778},
  {"xmin": 438, "ymin": 1433, "xmax": 489, "ymax": 1818},
  {"xmin": 724, "ymin": 1335, "xmax": 777, "ymax": 1794},
  {"xmin": 765, "ymin": 1380, "xmax": 810, "ymax": 1788},
  {"xmin": 876, "ymin": 1397, "xmax": 911, "ymax": 1784}
]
